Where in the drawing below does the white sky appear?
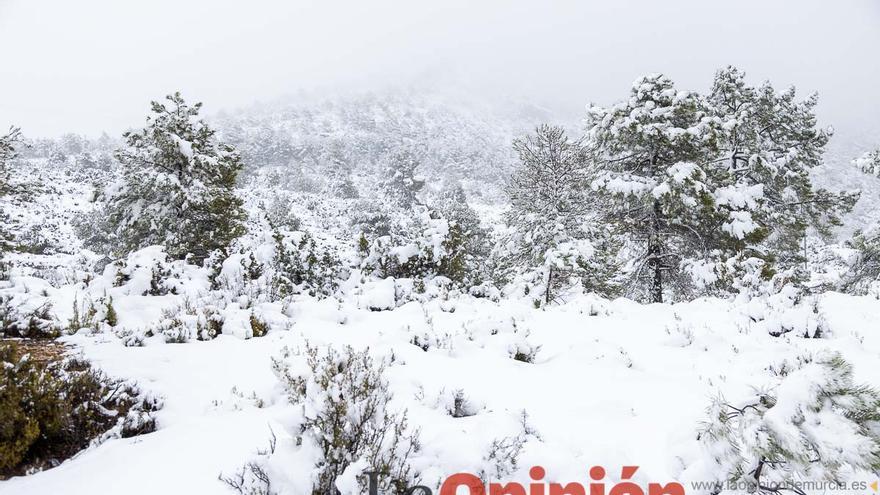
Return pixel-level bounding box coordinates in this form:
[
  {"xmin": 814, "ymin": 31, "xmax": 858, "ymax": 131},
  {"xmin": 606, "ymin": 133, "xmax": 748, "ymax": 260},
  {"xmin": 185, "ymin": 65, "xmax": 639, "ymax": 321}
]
[{"xmin": 1, "ymin": 0, "xmax": 878, "ymax": 148}]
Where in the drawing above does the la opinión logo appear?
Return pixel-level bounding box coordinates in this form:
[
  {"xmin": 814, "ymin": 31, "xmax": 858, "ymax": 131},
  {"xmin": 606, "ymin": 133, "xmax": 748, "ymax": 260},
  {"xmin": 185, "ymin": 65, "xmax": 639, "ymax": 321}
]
[{"xmin": 365, "ymin": 465, "xmax": 685, "ymax": 495}]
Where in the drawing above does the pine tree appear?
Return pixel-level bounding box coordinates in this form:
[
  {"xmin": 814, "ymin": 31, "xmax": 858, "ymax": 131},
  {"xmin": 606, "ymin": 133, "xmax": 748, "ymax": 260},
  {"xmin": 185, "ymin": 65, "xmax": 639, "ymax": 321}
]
[
  {"xmin": 383, "ymin": 149, "xmax": 425, "ymax": 209},
  {"xmin": 706, "ymin": 67, "xmax": 857, "ymax": 277},
  {"xmin": 700, "ymin": 352, "xmax": 880, "ymax": 492},
  {"xmin": 434, "ymin": 184, "xmax": 489, "ymax": 285},
  {"xmin": 845, "ymin": 146, "xmax": 880, "ymax": 291},
  {"xmin": 0, "ymin": 127, "xmax": 21, "ymax": 198},
  {"xmin": 585, "ymin": 75, "xmax": 715, "ymax": 303},
  {"xmin": 854, "ymin": 147, "xmax": 880, "ymax": 177},
  {"xmin": 105, "ymin": 93, "xmax": 246, "ymax": 263},
  {"xmin": 0, "ymin": 127, "xmax": 23, "ymax": 276},
  {"xmin": 505, "ymin": 124, "xmax": 606, "ymax": 303},
  {"xmin": 323, "ymin": 139, "xmax": 360, "ymax": 199}
]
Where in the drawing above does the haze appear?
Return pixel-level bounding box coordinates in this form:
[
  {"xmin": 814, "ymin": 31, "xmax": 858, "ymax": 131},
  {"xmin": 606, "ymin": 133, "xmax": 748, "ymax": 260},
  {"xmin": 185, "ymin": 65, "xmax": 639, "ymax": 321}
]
[{"xmin": 1, "ymin": 0, "xmax": 878, "ymax": 152}]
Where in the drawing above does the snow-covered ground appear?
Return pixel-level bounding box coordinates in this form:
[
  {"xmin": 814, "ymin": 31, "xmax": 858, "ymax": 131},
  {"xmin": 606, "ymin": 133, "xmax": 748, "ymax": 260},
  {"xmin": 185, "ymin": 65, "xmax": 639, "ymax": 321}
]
[{"xmin": 3, "ymin": 281, "xmax": 879, "ymax": 494}]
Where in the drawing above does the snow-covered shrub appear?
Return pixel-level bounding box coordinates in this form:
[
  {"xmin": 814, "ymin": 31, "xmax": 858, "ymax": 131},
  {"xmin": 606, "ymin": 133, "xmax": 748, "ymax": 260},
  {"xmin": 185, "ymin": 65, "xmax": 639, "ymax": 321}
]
[
  {"xmin": 511, "ymin": 341, "xmax": 540, "ymax": 364},
  {"xmin": 699, "ymin": 352, "xmax": 880, "ymax": 491},
  {"xmin": 249, "ymin": 311, "xmax": 269, "ymax": 338},
  {"xmin": 478, "ymin": 411, "xmax": 541, "ymax": 481},
  {"xmin": 0, "ymin": 297, "xmax": 59, "ymax": 339},
  {"xmin": 262, "ymin": 193, "xmax": 302, "ymax": 232},
  {"xmin": 854, "ymin": 148, "xmax": 880, "ymax": 177},
  {"xmin": 272, "ymin": 344, "xmax": 421, "ymax": 495},
  {"xmin": 220, "ymin": 428, "xmax": 278, "ymax": 495},
  {"xmin": 271, "ymin": 229, "xmax": 341, "ymax": 299},
  {"xmin": 72, "ymin": 207, "xmax": 117, "ymax": 257},
  {"xmin": 114, "ymin": 327, "xmax": 149, "ymax": 347},
  {"xmin": 736, "ymin": 286, "xmax": 830, "ymax": 338},
  {"xmin": 150, "ymin": 297, "xmax": 224, "ymax": 343},
  {"xmin": 382, "ymin": 148, "xmax": 426, "ymax": 209},
  {"xmin": 444, "ymin": 389, "xmax": 480, "ymax": 418},
  {"xmin": 351, "ymin": 200, "xmax": 394, "ymax": 238},
  {"xmin": 109, "ymin": 246, "xmax": 181, "ymax": 296},
  {"xmin": 0, "ymin": 342, "xmax": 160, "ymax": 477},
  {"xmin": 67, "ymin": 293, "xmax": 118, "ymax": 333},
  {"xmin": 361, "ymin": 206, "xmax": 481, "ymax": 288}
]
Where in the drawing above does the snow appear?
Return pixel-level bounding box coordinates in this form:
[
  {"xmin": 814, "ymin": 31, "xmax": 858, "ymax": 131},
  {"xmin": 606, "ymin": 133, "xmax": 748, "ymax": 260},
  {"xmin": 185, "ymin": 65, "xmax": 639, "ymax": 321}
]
[{"xmin": 2, "ymin": 284, "xmax": 880, "ymax": 494}]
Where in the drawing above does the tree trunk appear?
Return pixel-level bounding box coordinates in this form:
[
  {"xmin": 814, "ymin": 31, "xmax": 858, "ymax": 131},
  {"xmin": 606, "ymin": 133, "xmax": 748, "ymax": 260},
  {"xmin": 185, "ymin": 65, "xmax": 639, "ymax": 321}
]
[
  {"xmin": 545, "ymin": 266, "xmax": 553, "ymax": 305},
  {"xmin": 649, "ymin": 199, "xmax": 664, "ymax": 304}
]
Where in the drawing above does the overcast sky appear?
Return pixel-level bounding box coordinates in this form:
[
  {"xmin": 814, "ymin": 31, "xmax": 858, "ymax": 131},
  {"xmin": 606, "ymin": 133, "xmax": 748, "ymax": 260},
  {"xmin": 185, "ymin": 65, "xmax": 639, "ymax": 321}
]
[{"xmin": 1, "ymin": 0, "xmax": 878, "ymax": 149}]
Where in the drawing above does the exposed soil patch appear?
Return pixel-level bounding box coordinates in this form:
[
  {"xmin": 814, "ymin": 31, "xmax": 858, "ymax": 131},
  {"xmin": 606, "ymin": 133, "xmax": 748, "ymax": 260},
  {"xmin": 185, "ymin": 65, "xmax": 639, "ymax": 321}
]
[{"xmin": 1, "ymin": 338, "xmax": 68, "ymax": 365}]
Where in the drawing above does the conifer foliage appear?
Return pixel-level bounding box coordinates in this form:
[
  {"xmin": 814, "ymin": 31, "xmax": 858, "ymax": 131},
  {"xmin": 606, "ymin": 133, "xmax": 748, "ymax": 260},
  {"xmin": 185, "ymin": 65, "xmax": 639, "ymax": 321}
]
[
  {"xmin": 0, "ymin": 127, "xmax": 22, "ymax": 266},
  {"xmin": 104, "ymin": 93, "xmax": 246, "ymax": 262},
  {"xmin": 586, "ymin": 75, "xmax": 714, "ymax": 302},
  {"xmin": 846, "ymin": 146, "xmax": 880, "ymax": 291},
  {"xmin": 700, "ymin": 352, "xmax": 880, "ymax": 493},
  {"xmin": 706, "ymin": 67, "xmax": 857, "ymax": 274},
  {"xmin": 505, "ymin": 124, "xmax": 610, "ymax": 303},
  {"xmin": 854, "ymin": 148, "xmax": 880, "ymax": 177},
  {"xmin": 584, "ymin": 69, "xmax": 856, "ymax": 302}
]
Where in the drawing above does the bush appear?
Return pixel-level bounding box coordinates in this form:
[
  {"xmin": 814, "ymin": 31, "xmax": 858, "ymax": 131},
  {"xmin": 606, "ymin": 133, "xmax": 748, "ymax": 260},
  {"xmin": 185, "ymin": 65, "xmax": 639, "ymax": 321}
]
[
  {"xmin": 271, "ymin": 229, "xmax": 340, "ymax": 298},
  {"xmin": 249, "ymin": 312, "xmax": 268, "ymax": 338},
  {"xmin": 1, "ymin": 297, "xmax": 60, "ymax": 339},
  {"xmin": 0, "ymin": 341, "xmax": 160, "ymax": 477},
  {"xmin": 150, "ymin": 297, "xmax": 223, "ymax": 343},
  {"xmin": 360, "ymin": 206, "xmax": 480, "ymax": 286},
  {"xmin": 272, "ymin": 344, "xmax": 420, "ymax": 495}
]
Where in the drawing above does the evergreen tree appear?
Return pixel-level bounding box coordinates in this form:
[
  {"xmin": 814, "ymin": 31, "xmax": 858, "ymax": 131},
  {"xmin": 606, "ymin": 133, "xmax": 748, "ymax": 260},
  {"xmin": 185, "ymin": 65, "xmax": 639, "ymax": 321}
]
[
  {"xmin": 505, "ymin": 124, "xmax": 607, "ymax": 303},
  {"xmin": 383, "ymin": 149, "xmax": 425, "ymax": 209},
  {"xmin": 0, "ymin": 127, "xmax": 23, "ymax": 276},
  {"xmin": 323, "ymin": 139, "xmax": 360, "ymax": 199},
  {"xmin": 105, "ymin": 93, "xmax": 246, "ymax": 262},
  {"xmin": 585, "ymin": 75, "xmax": 715, "ymax": 303},
  {"xmin": 854, "ymin": 147, "xmax": 880, "ymax": 177},
  {"xmin": 845, "ymin": 146, "xmax": 880, "ymax": 292},
  {"xmin": 700, "ymin": 353, "xmax": 880, "ymax": 492},
  {"xmin": 434, "ymin": 184, "xmax": 489, "ymax": 285},
  {"xmin": 706, "ymin": 67, "xmax": 857, "ymax": 277}
]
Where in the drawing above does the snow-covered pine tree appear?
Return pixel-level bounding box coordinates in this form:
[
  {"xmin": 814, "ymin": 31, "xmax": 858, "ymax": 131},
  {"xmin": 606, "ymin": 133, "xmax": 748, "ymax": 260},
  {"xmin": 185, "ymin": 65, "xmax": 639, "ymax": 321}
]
[
  {"xmin": 699, "ymin": 352, "xmax": 880, "ymax": 493},
  {"xmin": 105, "ymin": 93, "xmax": 246, "ymax": 263},
  {"xmin": 322, "ymin": 139, "xmax": 359, "ymax": 199},
  {"xmin": 706, "ymin": 67, "xmax": 857, "ymax": 281},
  {"xmin": 505, "ymin": 124, "xmax": 606, "ymax": 303},
  {"xmin": 383, "ymin": 148, "xmax": 425, "ymax": 209},
  {"xmin": 854, "ymin": 147, "xmax": 880, "ymax": 177},
  {"xmin": 0, "ymin": 127, "xmax": 23, "ymax": 275},
  {"xmin": 844, "ymin": 146, "xmax": 880, "ymax": 292},
  {"xmin": 433, "ymin": 183, "xmax": 490, "ymax": 285},
  {"xmin": 585, "ymin": 75, "xmax": 715, "ymax": 303}
]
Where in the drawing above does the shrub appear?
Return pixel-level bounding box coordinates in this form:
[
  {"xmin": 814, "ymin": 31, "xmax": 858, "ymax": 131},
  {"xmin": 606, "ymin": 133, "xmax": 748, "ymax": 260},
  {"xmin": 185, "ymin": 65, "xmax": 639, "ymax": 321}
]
[
  {"xmin": 271, "ymin": 229, "xmax": 340, "ymax": 298},
  {"xmin": 249, "ymin": 312, "xmax": 268, "ymax": 338},
  {"xmin": 150, "ymin": 297, "xmax": 223, "ymax": 343},
  {"xmin": 1, "ymin": 298, "xmax": 60, "ymax": 339},
  {"xmin": 0, "ymin": 342, "xmax": 160, "ymax": 477},
  {"xmin": 272, "ymin": 344, "xmax": 420, "ymax": 495},
  {"xmin": 360, "ymin": 206, "xmax": 479, "ymax": 286}
]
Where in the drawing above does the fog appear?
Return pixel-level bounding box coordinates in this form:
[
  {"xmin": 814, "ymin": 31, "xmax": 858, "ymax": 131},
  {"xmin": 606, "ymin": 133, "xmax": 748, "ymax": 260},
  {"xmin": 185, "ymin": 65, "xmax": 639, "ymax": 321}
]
[{"xmin": 1, "ymin": 0, "xmax": 878, "ymax": 150}]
